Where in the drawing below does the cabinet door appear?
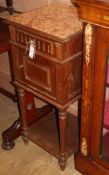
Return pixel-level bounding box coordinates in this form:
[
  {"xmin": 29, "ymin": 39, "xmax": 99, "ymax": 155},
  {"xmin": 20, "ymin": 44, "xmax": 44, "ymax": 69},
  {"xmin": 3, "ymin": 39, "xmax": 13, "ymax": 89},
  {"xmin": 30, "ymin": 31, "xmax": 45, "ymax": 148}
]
[
  {"xmin": 100, "ymin": 47, "xmax": 109, "ymax": 165},
  {"xmin": 91, "ymin": 27, "xmax": 109, "ymax": 169},
  {"xmin": 11, "ymin": 46, "xmax": 56, "ymax": 99}
]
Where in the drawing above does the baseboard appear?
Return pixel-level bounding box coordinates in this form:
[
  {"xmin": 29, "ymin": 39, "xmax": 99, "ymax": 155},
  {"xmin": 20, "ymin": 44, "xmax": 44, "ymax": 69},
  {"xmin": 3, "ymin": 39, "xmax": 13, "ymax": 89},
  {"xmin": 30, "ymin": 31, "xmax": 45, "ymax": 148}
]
[
  {"xmin": 0, "ymin": 87, "xmax": 15, "ymax": 100},
  {"xmin": 0, "ymin": 69, "xmax": 15, "ymax": 94}
]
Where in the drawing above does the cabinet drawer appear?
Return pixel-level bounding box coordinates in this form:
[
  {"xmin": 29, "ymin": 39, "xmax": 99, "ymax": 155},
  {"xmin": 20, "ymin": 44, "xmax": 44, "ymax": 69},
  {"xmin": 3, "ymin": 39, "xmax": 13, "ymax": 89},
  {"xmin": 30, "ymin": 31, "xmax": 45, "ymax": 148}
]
[
  {"xmin": 15, "ymin": 29, "xmax": 55, "ymax": 57},
  {"xmin": 10, "ymin": 27, "xmax": 82, "ymax": 61},
  {"xmin": 14, "ymin": 48, "xmax": 56, "ymax": 98}
]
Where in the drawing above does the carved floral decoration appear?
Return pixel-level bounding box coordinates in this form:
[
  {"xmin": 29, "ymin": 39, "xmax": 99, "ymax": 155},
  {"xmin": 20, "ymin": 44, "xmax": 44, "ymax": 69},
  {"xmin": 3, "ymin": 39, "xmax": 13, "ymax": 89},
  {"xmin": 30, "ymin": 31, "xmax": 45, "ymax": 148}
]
[
  {"xmin": 81, "ymin": 137, "xmax": 88, "ymax": 156},
  {"xmin": 85, "ymin": 24, "xmax": 93, "ymax": 66}
]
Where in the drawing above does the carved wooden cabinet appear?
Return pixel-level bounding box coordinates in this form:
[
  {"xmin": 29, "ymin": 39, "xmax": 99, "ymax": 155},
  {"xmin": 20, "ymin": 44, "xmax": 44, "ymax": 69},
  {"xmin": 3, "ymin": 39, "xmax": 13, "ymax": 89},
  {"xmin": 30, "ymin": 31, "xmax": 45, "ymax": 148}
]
[
  {"xmin": 72, "ymin": 0, "xmax": 109, "ymax": 174},
  {"xmin": 6, "ymin": 3, "xmax": 82, "ymax": 169}
]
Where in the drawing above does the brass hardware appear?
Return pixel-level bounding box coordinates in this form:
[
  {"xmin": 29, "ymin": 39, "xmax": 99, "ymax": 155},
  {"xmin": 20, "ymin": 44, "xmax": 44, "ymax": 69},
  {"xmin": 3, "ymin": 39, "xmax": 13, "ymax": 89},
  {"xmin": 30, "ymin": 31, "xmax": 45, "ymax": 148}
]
[
  {"xmin": 25, "ymin": 39, "xmax": 36, "ymax": 59},
  {"xmin": 26, "ymin": 103, "xmax": 33, "ymax": 111},
  {"xmin": 19, "ymin": 64, "xmax": 24, "ymax": 69},
  {"xmin": 103, "ymin": 15, "xmax": 109, "ymax": 21},
  {"xmin": 81, "ymin": 137, "xmax": 88, "ymax": 156},
  {"xmin": 85, "ymin": 24, "xmax": 93, "ymax": 66}
]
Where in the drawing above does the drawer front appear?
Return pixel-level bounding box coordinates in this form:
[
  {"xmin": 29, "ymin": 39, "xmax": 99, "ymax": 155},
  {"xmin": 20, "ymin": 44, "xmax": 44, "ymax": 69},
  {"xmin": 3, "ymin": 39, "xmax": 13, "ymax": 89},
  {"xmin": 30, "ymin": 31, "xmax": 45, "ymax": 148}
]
[
  {"xmin": 13, "ymin": 47, "xmax": 56, "ymax": 98},
  {"xmin": 10, "ymin": 27, "xmax": 82, "ymax": 61},
  {"xmin": 15, "ymin": 28, "xmax": 55, "ymax": 57}
]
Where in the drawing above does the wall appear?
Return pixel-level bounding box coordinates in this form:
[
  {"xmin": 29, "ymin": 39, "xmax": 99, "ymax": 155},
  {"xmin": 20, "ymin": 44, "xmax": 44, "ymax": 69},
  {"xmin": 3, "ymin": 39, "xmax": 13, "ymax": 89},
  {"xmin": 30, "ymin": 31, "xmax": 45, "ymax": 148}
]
[
  {"xmin": 55, "ymin": 0, "xmax": 71, "ymax": 4},
  {"xmin": 0, "ymin": 0, "xmax": 51, "ymax": 12},
  {"xmin": 0, "ymin": 52, "xmax": 14, "ymax": 93},
  {"xmin": 0, "ymin": 0, "xmax": 71, "ymax": 12}
]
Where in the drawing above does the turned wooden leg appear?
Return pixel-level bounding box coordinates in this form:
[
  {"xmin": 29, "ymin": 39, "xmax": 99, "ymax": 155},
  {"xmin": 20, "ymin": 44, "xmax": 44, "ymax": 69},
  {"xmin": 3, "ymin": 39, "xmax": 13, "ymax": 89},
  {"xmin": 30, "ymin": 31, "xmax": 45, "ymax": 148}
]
[
  {"xmin": 58, "ymin": 109, "xmax": 67, "ymax": 170},
  {"xmin": 18, "ymin": 88, "xmax": 29, "ymax": 144}
]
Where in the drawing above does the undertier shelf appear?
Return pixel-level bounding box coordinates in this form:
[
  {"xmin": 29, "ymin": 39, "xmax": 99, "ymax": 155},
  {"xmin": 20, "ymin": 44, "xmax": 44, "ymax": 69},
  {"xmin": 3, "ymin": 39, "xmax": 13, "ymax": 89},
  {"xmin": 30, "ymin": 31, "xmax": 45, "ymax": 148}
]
[{"xmin": 24, "ymin": 110, "xmax": 79, "ymax": 159}]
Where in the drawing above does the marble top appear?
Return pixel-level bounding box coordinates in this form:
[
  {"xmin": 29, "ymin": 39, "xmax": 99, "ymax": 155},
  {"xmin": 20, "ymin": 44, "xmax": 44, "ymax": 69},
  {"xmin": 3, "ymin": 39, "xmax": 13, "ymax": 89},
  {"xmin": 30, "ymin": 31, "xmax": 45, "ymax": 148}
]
[{"xmin": 7, "ymin": 3, "xmax": 82, "ymax": 40}]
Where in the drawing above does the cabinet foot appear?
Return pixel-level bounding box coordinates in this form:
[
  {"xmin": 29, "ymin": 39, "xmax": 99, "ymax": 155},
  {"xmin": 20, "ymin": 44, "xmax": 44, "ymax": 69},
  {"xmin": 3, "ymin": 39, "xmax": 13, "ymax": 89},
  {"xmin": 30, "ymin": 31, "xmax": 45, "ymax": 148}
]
[
  {"xmin": 58, "ymin": 153, "xmax": 67, "ymax": 170},
  {"xmin": 2, "ymin": 118, "xmax": 22, "ymax": 150}
]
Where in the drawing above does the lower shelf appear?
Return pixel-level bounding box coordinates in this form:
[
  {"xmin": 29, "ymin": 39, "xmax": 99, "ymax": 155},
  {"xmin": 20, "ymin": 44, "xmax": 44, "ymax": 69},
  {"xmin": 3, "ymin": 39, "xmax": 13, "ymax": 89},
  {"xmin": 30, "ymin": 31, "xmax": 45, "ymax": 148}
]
[{"xmin": 24, "ymin": 110, "xmax": 79, "ymax": 159}]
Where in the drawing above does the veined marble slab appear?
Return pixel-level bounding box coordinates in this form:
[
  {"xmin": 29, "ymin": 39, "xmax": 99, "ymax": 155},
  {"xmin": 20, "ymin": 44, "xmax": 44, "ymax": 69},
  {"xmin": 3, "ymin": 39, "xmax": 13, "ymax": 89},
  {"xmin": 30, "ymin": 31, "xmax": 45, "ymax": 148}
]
[{"xmin": 7, "ymin": 3, "xmax": 82, "ymax": 40}]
